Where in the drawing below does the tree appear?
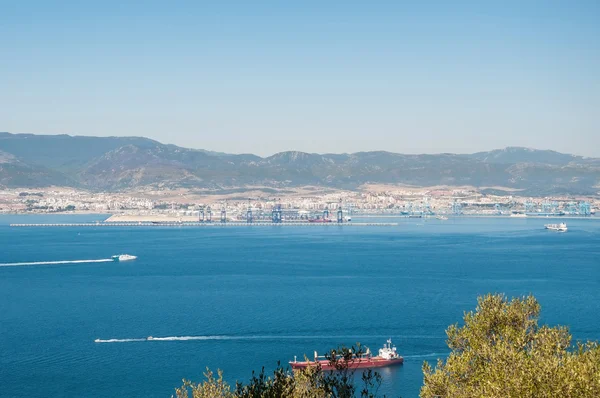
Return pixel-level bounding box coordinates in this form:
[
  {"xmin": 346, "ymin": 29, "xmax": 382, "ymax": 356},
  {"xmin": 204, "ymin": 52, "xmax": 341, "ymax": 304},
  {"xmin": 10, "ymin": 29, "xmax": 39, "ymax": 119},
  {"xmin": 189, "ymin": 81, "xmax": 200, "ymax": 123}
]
[
  {"xmin": 292, "ymin": 361, "xmax": 328, "ymax": 398},
  {"xmin": 320, "ymin": 344, "xmax": 382, "ymax": 398},
  {"xmin": 421, "ymin": 294, "xmax": 600, "ymax": 398},
  {"xmin": 174, "ymin": 368, "xmax": 234, "ymax": 398},
  {"xmin": 174, "ymin": 345, "xmax": 388, "ymax": 398},
  {"xmin": 234, "ymin": 363, "xmax": 295, "ymax": 398}
]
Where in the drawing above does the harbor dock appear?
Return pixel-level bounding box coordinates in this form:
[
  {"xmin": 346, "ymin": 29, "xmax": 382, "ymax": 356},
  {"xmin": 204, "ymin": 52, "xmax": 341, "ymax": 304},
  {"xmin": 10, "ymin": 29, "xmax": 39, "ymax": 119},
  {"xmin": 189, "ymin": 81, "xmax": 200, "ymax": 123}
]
[{"xmin": 9, "ymin": 222, "xmax": 397, "ymax": 228}]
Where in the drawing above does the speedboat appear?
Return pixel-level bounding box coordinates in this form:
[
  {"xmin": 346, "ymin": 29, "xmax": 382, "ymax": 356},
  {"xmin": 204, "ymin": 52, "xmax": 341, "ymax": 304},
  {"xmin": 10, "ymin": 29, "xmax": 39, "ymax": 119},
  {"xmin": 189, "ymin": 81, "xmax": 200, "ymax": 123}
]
[
  {"xmin": 545, "ymin": 223, "xmax": 567, "ymax": 232},
  {"xmin": 112, "ymin": 254, "xmax": 137, "ymax": 262}
]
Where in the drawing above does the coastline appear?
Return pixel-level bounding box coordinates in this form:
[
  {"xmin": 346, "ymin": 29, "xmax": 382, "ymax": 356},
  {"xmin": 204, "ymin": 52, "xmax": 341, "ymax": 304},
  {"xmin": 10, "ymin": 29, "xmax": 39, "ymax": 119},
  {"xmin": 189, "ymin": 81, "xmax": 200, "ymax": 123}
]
[{"xmin": 1, "ymin": 212, "xmax": 597, "ymax": 223}]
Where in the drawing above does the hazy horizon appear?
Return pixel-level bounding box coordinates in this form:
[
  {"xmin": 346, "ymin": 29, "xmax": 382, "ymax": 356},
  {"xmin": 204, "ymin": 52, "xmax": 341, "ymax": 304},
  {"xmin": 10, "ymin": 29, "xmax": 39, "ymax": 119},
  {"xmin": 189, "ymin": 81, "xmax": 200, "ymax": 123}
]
[{"xmin": 2, "ymin": 1, "xmax": 599, "ymax": 157}]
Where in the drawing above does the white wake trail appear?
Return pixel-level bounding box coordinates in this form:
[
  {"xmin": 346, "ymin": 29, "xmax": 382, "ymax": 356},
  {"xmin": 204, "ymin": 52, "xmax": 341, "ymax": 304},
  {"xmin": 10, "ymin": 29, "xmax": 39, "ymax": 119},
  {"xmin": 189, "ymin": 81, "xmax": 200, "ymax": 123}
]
[
  {"xmin": 402, "ymin": 352, "xmax": 449, "ymax": 359},
  {"xmin": 94, "ymin": 338, "xmax": 146, "ymax": 343},
  {"xmin": 148, "ymin": 336, "xmax": 231, "ymax": 341},
  {"xmin": 0, "ymin": 259, "xmax": 113, "ymax": 267},
  {"xmin": 94, "ymin": 334, "xmax": 444, "ymax": 343}
]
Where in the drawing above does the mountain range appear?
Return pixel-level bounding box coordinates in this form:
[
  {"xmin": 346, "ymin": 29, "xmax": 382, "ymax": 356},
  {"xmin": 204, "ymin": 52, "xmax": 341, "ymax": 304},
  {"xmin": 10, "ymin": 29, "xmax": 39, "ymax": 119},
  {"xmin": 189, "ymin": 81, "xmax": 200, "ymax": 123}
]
[{"xmin": 1, "ymin": 132, "xmax": 599, "ymax": 196}]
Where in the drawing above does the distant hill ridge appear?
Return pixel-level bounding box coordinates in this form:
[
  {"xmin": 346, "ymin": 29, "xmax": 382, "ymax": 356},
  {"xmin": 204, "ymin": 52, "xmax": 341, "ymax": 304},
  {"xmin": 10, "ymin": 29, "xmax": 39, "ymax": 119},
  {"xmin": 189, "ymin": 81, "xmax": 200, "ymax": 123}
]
[{"xmin": 1, "ymin": 132, "xmax": 599, "ymax": 195}]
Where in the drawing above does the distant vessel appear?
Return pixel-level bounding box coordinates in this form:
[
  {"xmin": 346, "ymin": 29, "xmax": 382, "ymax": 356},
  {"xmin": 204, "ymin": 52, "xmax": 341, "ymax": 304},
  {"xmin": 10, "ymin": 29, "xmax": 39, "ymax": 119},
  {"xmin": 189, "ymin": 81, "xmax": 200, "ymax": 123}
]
[
  {"xmin": 510, "ymin": 213, "xmax": 527, "ymax": 218},
  {"xmin": 436, "ymin": 215, "xmax": 448, "ymax": 220},
  {"xmin": 146, "ymin": 336, "xmax": 154, "ymax": 341},
  {"xmin": 309, "ymin": 218, "xmax": 332, "ymax": 223},
  {"xmin": 290, "ymin": 339, "xmax": 403, "ymax": 370},
  {"xmin": 545, "ymin": 223, "xmax": 567, "ymax": 232},
  {"xmin": 112, "ymin": 254, "xmax": 137, "ymax": 262}
]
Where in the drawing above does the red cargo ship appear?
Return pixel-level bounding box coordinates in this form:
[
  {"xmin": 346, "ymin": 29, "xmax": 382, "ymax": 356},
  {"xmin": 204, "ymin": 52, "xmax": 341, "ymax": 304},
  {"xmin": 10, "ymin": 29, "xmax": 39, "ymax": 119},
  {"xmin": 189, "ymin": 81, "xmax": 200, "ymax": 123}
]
[{"xmin": 290, "ymin": 339, "xmax": 403, "ymax": 370}]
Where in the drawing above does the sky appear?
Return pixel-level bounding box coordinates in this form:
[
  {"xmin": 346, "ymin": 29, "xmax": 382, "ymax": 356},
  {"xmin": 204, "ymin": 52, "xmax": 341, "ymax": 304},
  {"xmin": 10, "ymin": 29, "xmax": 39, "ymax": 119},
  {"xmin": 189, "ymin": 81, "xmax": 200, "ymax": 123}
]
[{"xmin": 1, "ymin": 0, "xmax": 599, "ymax": 156}]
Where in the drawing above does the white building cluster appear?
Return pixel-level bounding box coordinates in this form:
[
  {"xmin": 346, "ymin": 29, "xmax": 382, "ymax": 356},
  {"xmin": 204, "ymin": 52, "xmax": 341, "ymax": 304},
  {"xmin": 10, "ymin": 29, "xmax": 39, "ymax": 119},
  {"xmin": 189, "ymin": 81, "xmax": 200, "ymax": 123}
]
[{"xmin": 0, "ymin": 187, "xmax": 597, "ymax": 217}]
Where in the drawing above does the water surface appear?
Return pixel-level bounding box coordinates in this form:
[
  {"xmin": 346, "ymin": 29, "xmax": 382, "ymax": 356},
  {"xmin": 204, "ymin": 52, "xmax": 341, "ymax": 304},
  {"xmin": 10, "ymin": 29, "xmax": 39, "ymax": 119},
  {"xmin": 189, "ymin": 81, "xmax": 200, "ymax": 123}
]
[{"xmin": 1, "ymin": 215, "xmax": 599, "ymax": 397}]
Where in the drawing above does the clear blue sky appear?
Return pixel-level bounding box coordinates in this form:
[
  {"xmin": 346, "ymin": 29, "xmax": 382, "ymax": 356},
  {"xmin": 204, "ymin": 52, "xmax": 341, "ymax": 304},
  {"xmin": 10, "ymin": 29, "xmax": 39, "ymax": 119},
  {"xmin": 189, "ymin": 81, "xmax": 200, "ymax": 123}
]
[{"xmin": 1, "ymin": 0, "xmax": 599, "ymax": 156}]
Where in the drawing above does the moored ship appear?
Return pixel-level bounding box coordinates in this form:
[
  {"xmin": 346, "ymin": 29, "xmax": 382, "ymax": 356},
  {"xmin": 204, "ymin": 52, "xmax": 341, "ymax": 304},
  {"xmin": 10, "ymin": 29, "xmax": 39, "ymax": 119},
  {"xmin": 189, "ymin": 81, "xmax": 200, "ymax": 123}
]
[
  {"xmin": 290, "ymin": 339, "xmax": 403, "ymax": 370},
  {"xmin": 545, "ymin": 223, "xmax": 567, "ymax": 232}
]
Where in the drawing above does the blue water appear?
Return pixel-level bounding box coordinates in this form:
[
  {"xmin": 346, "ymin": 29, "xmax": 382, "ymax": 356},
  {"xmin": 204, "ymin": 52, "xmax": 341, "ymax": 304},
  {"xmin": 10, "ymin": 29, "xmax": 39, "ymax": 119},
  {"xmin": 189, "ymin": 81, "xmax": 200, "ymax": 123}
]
[{"xmin": 1, "ymin": 215, "xmax": 599, "ymax": 397}]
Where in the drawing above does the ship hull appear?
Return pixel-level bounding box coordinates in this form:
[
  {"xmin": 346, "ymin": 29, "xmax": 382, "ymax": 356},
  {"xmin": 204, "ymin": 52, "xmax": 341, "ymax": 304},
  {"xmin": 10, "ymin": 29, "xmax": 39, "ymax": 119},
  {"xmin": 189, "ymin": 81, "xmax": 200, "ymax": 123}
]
[{"xmin": 290, "ymin": 357, "xmax": 403, "ymax": 370}]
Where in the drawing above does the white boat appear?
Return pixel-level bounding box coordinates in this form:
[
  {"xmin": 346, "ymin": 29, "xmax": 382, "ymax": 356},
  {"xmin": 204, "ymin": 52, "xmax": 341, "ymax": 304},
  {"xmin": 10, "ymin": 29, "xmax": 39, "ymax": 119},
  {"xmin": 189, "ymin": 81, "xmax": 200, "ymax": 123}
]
[
  {"xmin": 112, "ymin": 254, "xmax": 137, "ymax": 262},
  {"xmin": 545, "ymin": 223, "xmax": 567, "ymax": 232},
  {"xmin": 436, "ymin": 215, "xmax": 448, "ymax": 220},
  {"xmin": 510, "ymin": 213, "xmax": 527, "ymax": 218}
]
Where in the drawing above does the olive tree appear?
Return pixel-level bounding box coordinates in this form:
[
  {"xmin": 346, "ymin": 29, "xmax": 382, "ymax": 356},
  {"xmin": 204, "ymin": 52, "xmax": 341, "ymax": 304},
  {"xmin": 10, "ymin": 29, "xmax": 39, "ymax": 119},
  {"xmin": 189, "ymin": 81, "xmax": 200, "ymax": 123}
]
[
  {"xmin": 421, "ymin": 294, "xmax": 600, "ymax": 398},
  {"xmin": 174, "ymin": 368, "xmax": 234, "ymax": 398}
]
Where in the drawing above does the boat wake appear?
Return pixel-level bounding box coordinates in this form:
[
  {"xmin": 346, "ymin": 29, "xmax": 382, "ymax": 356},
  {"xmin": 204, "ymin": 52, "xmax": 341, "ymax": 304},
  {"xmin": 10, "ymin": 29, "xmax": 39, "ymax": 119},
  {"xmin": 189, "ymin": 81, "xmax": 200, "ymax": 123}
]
[
  {"xmin": 0, "ymin": 259, "xmax": 113, "ymax": 267},
  {"xmin": 94, "ymin": 338, "xmax": 147, "ymax": 343},
  {"xmin": 94, "ymin": 334, "xmax": 444, "ymax": 343},
  {"xmin": 402, "ymin": 352, "xmax": 449, "ymax": 359}
]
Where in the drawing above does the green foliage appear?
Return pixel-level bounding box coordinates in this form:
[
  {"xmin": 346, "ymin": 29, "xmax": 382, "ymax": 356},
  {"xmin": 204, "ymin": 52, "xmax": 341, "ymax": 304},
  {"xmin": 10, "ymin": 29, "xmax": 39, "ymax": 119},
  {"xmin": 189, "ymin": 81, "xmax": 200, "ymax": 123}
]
[
  {"xmin": 359, "ymin": 369, "xmax": 383, "ymax": 398},
  {"xmin": 235, "ymin": 363, "xmax": 295, "ymax": 398},
  {"xmin": 174, "ymin": 368, "xmax": 234, "ymax": 398},
  {"xmin": 174, "ymin": 345, "xmax": 389, "ymax": 398},
  {"xmin": 292, "ymin": 362, "xmax": 328, "ymax": 398},
  {"xmin": 320, "ymin": 344, "xmax": 380, "ymax": 398},
  {"xmin": 421, "ymin": 293, "xmax": 600, "ymax": 398}
]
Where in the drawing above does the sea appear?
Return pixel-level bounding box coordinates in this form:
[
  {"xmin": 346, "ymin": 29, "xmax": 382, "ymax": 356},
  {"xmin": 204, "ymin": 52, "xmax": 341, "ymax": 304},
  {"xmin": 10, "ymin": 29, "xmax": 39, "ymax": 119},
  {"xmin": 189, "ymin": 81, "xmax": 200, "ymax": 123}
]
[{"xmin": 1, "ymin": 214, "xmax": 599, "ymax": 398}]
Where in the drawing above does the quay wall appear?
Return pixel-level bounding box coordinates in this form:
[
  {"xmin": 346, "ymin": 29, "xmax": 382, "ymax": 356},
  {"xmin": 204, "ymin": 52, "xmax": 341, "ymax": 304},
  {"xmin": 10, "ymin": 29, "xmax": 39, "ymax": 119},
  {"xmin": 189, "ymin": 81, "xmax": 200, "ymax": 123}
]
[{"xmin": 10, "ymin": 222, "xmax": 398, "ymax": 228}]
